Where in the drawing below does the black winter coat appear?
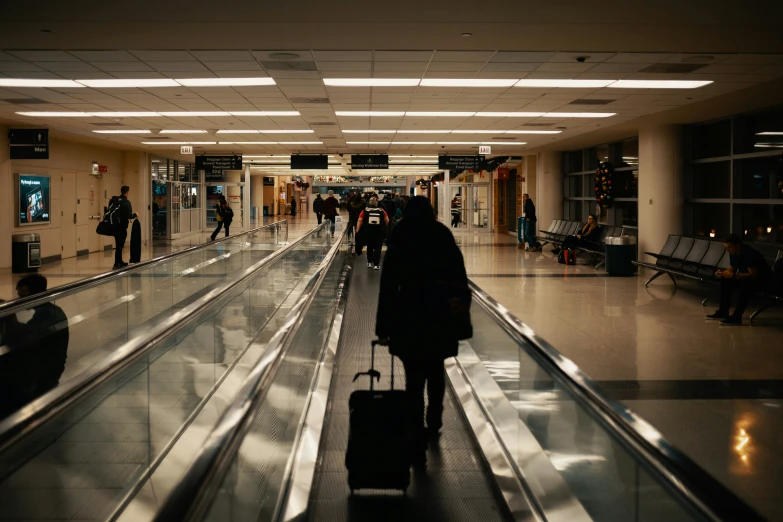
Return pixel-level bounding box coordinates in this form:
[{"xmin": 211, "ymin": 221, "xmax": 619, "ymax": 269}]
[{"xmin": 377, "ymin": 219, "xmax": 471, "ymax": 360}]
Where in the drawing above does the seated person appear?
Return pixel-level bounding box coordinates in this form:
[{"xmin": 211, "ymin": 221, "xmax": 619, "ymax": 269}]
[
  {"xmin": 558, "ymin": 214, "xmax": 600, "ymax": 255},
  {"xmin": 706, "ymin": 234, "xmax": 773, "ymax": 326}
]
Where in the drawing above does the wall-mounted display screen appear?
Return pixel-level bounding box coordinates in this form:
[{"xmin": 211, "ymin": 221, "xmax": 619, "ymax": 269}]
[{"xmin": 17, "ymin": 174, "xmax": 51, "ymax": 226}]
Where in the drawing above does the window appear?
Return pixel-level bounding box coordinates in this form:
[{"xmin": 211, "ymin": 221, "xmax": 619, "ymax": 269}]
[
  {"xmin": 734, "ymin": 203, "xmax": 783, "ymax": 257},
  {"xmin": 732, "ymin": 107, "xmax": 783, "ymax": 155},
  {"xmin": 689, "ymin": 203, "xmax": 730, "ymax": 239},
  {"xmin": 733, "ymin": 156, "xmax": 783, "ymax": 200},
  {"xmin": 692, "ymin": 120, "xmax": 731, "ymax": 159},
  {"xmin": 614, "ymin": 201, "xmax": 638, "ymax": 227}
]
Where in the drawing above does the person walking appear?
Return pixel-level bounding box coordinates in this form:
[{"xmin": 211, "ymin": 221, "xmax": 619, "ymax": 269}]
[
  {"xmin": 313, "ymin": 193, "xmax": 324, "ymax": 224},
  {"xmin": 522, "ymin": 193, "xmax": 539, "ymax": 251},
  {"xmin": 706, "ymin": 234, "xmax": 773, "ymax": 326},
  {"xmin": 111, "ymin": 186, "xmax": 138, "ymax": 269},
  {"xmin": 376, "ymin": 196, "xmax": 472, "ymax": 466},
  {"xmin": 210, "ymin": 195, "xmax": 233, "ymax": 240},
  {"xmin": 356, "ymin": 196, "xmax": 389, "ymax": 270},
  {"xmin": 322, "ymin": 190, "xmax": 339, "ymax": 237},
  {"xmin": 450, "ymin": 195, "xmax": 461, "ymax": 228}
]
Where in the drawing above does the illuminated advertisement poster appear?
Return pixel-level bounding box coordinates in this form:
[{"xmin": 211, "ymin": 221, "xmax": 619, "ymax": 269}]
[{"xmin": 17, "ymin": 174, "xmax": 51, "ymax": 226}]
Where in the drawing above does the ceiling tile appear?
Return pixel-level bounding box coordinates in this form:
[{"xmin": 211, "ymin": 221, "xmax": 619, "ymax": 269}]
[
  {"xmin": 318, "ymin": 62, "xmax": 372, "ymax": 72},
  {"xmin": 431, "ymin": 51, "xmax": 494, "ymax": 62},
  {"xmin": 7, "ymin": 50, "xmax": 80, "ymax": 62},
  {"xmin": 149, "ymin": 62, "xmax": 210, "ymax": 72},
  {"xmin": 91, "ymin": 61, "xmax": 154, "ymax": 72},
  {"xmin": 374, "ymin": 62, "xmax": 428, "ymax": 72},
  {"xmin": 548, "ymin": 52, "xmax": 615, "ymax": 63},
  {"xmin": 35, "ymin": 61, "xmax": 101, "ymax": 72},
  {"xmin": 130, "ymin": 50, "xmax": 198, "ymax": 61},
  {"xmin": 721, "ymin": 54, "xmax": 783, "ymax": 64},
  {"xmin": 426, "ymin": 62, "xmax": 483, "ymax": 72},
  {"xmin": 480, "ymin": 62, "xmax": 540, "ymax": 73},
  {"xmin": 69, "ymin": 51, "xmax": 139, "ymax": 62},
  {"xmin": 475, "ymin": 71, "xmax": 527, "ymax": 79},
  {"xmin": 251, "ymin": 50, "xmax": 314, "ymax": 62},
  {"xmin": 0, "ymin": 52, "xmax": 21, "ymax": 62},
  {"xmin": 214, "ymin": 70, "xmax": 272, "ymax": 78},
  {"xmin": 110, "ymin": 71, "xmax": 167, "ymax": 79},
  {"xmin": 204, "ymin": 61, "xmax": 263, "ymax": 71},
  {"xmin": 189, "ymin": 51, "xmax": 255, "ymax": 61},
  {"xmin": 588, "ymin": 63, "xmax": 644, "ymax": 74},
  {"xmin": 605, "ymin": 53, "xmax": 674, "ymax": 63},
  {"xmin": 312, "ymin": 51, "xmax": 373, "ymax": 62},
  {"xmin": 491, "ymin": 52, "xmax": 557, "ymax": 63},
  {"xmin": 269, "ymin": 70, "xmax": 321, "ymax": 79},
  {"xmin": 0, "ymin": 62, "xmax": 45, "ymax": 72},
  {"xmin": 536, "ymin": 63, "xmax": 595, "ymax": 73},
  {"xmin": 374, "ymin": 51, "xmax": 434, "ymax": 62}
]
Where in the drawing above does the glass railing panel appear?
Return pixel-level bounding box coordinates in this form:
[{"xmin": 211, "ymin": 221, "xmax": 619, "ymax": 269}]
[
  {"xmin": 0, "ymin": 230, "xmax": 328, "ymax": 522},
  {"xmin": 458, "ymin": 302, "xmax": 707, "ymax": 522},
  {"xmin": 203, "ymin": 246, "xmax": 347, "ymax": 522}
]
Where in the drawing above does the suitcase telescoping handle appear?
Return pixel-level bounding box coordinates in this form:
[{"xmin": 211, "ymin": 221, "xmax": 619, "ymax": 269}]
[{"xmin": 352, "ymin": 339, "xmax": 395, "ymax": 391}]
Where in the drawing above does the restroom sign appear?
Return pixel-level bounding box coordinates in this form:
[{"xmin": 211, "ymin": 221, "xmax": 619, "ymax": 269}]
[{"xmin": 479, "ymin": 145, "xmax": 492, "ymax": 154}]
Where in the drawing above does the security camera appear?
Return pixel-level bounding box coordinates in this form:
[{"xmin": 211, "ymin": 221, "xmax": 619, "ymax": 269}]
[
  {"xmin": 441, "ymin": 145, "xmax": 446, "ymax": 149},
  {"xmin": 338, "ymin": 153, "xmax": 344, "ymax": 157},
  {"xmin": 575, "ymin": 56, "xmax": 588, "ymax": 63}
]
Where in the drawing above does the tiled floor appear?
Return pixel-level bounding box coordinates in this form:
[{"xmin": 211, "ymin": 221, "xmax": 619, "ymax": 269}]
[{"xmin": 455, "ymin": 231, "xmax": 783, "ymax": 520}]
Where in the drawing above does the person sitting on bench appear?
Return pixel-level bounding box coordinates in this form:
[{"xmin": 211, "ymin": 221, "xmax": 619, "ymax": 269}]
[
  {"xmin": 706, "ymin": 234, "xmax": 773, "ymax": 326},
  {"xmin": 558, "ymin": 214, "xmax": 600, "ymax": 256}
]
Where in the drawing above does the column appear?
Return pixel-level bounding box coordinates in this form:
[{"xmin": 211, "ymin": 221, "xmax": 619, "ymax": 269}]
[
  {"xmin": 638, "ymin": 125, "xmax": 684, "ymax": 262},
  {"xmin": 536, "ymin": 151, "xmax": 563, "ymax": 230},
  {"xmin": 0, "ymin": 125, "xmax": 11, "ymax": 268}
]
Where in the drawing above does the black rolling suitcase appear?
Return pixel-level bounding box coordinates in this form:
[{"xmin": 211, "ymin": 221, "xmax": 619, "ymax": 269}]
[
  {"xmin": 129, "ymin": 219, "xmax": 142, "ymax": 263},
  {"xmin": 346, "ymin": 340, "xmax": 410, "ymax": 493}
]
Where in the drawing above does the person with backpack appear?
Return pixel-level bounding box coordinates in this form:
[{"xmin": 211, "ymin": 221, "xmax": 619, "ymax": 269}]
[
  {"xmin": 110, "ymin": 186, "xmax": 137, "ymax": 269},
  {"xmin": 312, "ymin": 193, "xmax": 324, "ymax": 224},
  {"xmin": 356, "ymin": 196, "xmax": 389, "ymax": 270},
  {"xmin": 322, "ymin": 190, "xmax": 339, "ymax": 238},
  {"xmin": 210, "ymin": 195, "xmax": 233, "ymax": 241}
]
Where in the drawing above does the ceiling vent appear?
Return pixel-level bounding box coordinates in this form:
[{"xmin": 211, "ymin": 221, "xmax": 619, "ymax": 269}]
[
  {"xmin": 491, "ymin": 136, "xmax": 516, "ymax": 140},
  {"xmin": 569, "ymin": 99, "xmax": 613, "ymax": 105},
  {"xmin": 4, "ymin": 98, "xmax": 48, "ymax": 104},
  {"xmin": 289, "ymin": 97, "xmax": 330, "ymax": 104},
  {"xmin": 143, "ymin": 136, "xmax": 171, "ymax": 140},
  {"xmin": 261, "ymin": 61, "xmax": 318, "ymax": 71},
  {"xmin": 308, "ymin": 122, "xmax": 337, "ymax": 126},
  {"xmin": 639, "ymin": 63, "xmax": 706, "ymax": 74}
]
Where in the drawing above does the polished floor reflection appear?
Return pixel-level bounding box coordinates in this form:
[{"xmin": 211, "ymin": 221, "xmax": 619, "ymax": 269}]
[{"xmin": 457, "ymin": 232, "xmax": 783, "ymax": 520}]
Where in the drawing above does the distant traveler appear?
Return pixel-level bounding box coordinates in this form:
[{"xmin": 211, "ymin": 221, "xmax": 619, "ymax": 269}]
[
  {"xmin": 210, "ymin": 195, "xmax": 233, "ymax": 241},
  {"xmin": 313, "ymin": 193, "xmax": 324, "ymax": 224},
  {"xmin": 290, "ymin": 197, "xmax": 297, "ymax": 217},
  {"xmin": 377, "ymin": 196, "xmax": 472, "ymax": 465},
  {"xmin": 558, "ymin": 214, "xmax": 600, "ymax": 262},
  {"xmin": 357, "ymin": 197, "xmax": 389, "ymax": 270},
  {"xmin": 1, "ymin": 275, "xmax": 69, "ymax": 419},
  {"xmin": 388, "ymin": 207, "xmax": 403, "ymax": 238},
  {"xmin": 450, "ymin": 196, "xmax": 461, "ymax": 228},
  {"xmin": 706, "ymin": 234, "xmax": 773, "ymax": 326},
  {"xmin": 110, "ymin": 186, "xmax": 138, "ymax": 269},
  {"xmin": 322, "ymin": 190, "xmax": 339, "ymax": 238},
  {"xmin": 393, "ymin": 192, "xmax": 403, "ymax": 210},
  {"xmin": 348, "ymin": 193, "xmax": 366, "ymax": 236},
  {"xmin": 522, "ymin": 193, "xmax": 539, "ymax": 252},
  {"xmin": 380, "ymin": 194, "xmax": 397, "ymax": 219}
]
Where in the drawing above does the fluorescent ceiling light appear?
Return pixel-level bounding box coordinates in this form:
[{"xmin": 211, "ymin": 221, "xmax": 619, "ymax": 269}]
[
  {"xmin": 91, "ymin": 112, "xmax": 160, "ymax": 117},
  {"xmin": 391, "ymin": 142, "xmax": 438, "ymax": 145},
  {"xmin": 142, "ymin": 141, "xmax": 216, "ymax": 145},
  {"xmin": 177, "ymin": 77, "xmax": 276, "ymax": 87},
  {"xmin": 17, "ymin": 111, "xmax": 91, "ymax": 117},
  {"xmin": 420, "ymin": 79, "xmax": 517, "ymax": 87},
  {"xmin": 336, "ymin": 111, "xmax": 405, "ymax": 117},
  {"xmin": 437, "ymin": 142, "xmax": 481, "ymax": 145},
  {"xmin": 324, "ymin": 78, "xmax": 420, "ymax": 87},
  {"xmin": 406, "ymin": 112, "xmax": 475, "ymax": 117},
  {"xmin": 78, "ymin": 79, "xmax": 180, "ymax": 88},
  {"xmin": 92, "ymin": 130, "xmax": 151, "ymax": 134},
  {"xmin": 342, "ymin": 130, "xmax": 396, "ymax": 133},
  {"xmin": 230, "ymin": 111, "xmax": 301, "ymax": 116},
  {"xmin": 218, "ymin": 141, "xmax": 277, "ymax": 145},
  {"xmin": 0, "ymin": 79, "xmax": 84, "ymax": 88},
  {"xmin": 346, "ymin": 141, "xmax": 391, "ymax": 144},
  {"xmin": 160, "ymin": 130, "xmax": 208, "ymax": 134},
  {"xmin": 481, "ymin": 141, "xmax": 526, "ymax": 145},
  {"xmin": 755, "ymin": 143, "xmax": 783, "ymax": 148},
  {"xmin": 756, "ymin": 132, "xmax": 783, "ymax": 135},
  {"xmin": 450, "ymin": 130, "xmax": 503, "ymax": 134},
  {"xmin": 475, "ymin": 112, "xmax": 546, "ymax": 117},
  {"xmin": 609, "ymin": 80, "xmax": 712, "ymax": 89},
  {"xmin": 543, "ymin": 112, "xmax": 615, "ymax": 118},
  {"xmin": 277, "ymin": 141, "xmax": 323, "ymax": 144},
  {"xmin": 505, "ymin": 130, "xmax": 562, "ymax": 134},
  {"xmin": 514, "ymin": 79, "xmax": 613, "ymax": 88},
  {"xmin": 396, "ymin": 130, "xmax": 451, "ymax": 134},
  {"xmin": 216, "ymin": 129, "xmax": 314, "ymax": 134},
  {"xmin": 159, "ymin": 111, "xmax": 230, "ymax": 117}
]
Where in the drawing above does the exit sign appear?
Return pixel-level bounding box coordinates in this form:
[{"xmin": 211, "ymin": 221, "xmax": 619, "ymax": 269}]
[
  {"xmin": 479, "ymin": 145, "xmax": 492, "ymax": 154},
  {"xmin": 181, "ymin": 145, "xmax": 194, "ymax": 155}
]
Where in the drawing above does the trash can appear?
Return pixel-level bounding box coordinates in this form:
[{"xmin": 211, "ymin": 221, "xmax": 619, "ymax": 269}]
[
  {"xmin": 604, "ymin": 236, "xmax": 637, "ymax": 276},
  {"xmin": 12, "ymin": 233, "xmax": 41, "ymax": 273}
]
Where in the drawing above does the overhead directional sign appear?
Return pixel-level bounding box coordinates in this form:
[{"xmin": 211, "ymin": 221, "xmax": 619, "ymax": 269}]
[
  {"xmin": 438, "ymin": 155, "xmax": 484, "ymax": 171},
  {"xmin": 195, "ymin": 155, "xmax": 242, "ymax": 181},
  {"xmin": 351, "ymin": 154, "xmax": 389, "ymax": 169},
  {"xmin": 9, "ymin": 129, "xmax": 49, "ymax": 160}
]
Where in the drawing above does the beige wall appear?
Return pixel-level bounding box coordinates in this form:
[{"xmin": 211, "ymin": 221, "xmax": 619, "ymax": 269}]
[
  {"xmin": 536, "ymin": 151, "xmax": 562, "ymax": 229},
  {"xmin": 0, "ymin": 127, "xmax": 131, "ymax": 269}
]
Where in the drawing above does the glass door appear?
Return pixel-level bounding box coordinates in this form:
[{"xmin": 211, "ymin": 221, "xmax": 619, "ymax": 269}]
[
  {"xmin": 205, "ymin": 183, "xmax": 245, "ymax": 233},
  {"xmin": 470, "ymin": 184, "xmax": 490, "ymax": 229},
  {"xmin": 448, "ymin": 183, "xmax": 491, "ymax": 231}
]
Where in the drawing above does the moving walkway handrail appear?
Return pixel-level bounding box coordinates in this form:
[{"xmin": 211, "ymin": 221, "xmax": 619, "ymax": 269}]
[
  {"xmin": 0, "ymin": 220, "xmax": 288, "ymax": 318},
  {"xmin": 467, "ymin": 280, "xmax": 764, "ymax": 522},
  {"xmin": 152, "ymin": 228, "xmax": 348, "ymax": 522},
  {"xmin": 0, "ymin": 221, "xmax": 318, "ymax": 456}
]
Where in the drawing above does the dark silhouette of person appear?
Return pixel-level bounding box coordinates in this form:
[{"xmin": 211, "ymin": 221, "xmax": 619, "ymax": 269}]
[
  {"xmin": 376, "ymin": 196, "xmax": 472, "ymax": 466},
  {"xmin": 0, "ymin": 275, "xmax": 69, "ymax": 419}
]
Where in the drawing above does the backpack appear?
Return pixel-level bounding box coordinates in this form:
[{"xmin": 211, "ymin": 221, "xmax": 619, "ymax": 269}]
[
  {"xmin": 221, "ymin": 204, "xmax": 234, "ymax": 222},
  {"xmin": 105, "ymin": 196, "xmax": 123, "ymax": 226}
]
